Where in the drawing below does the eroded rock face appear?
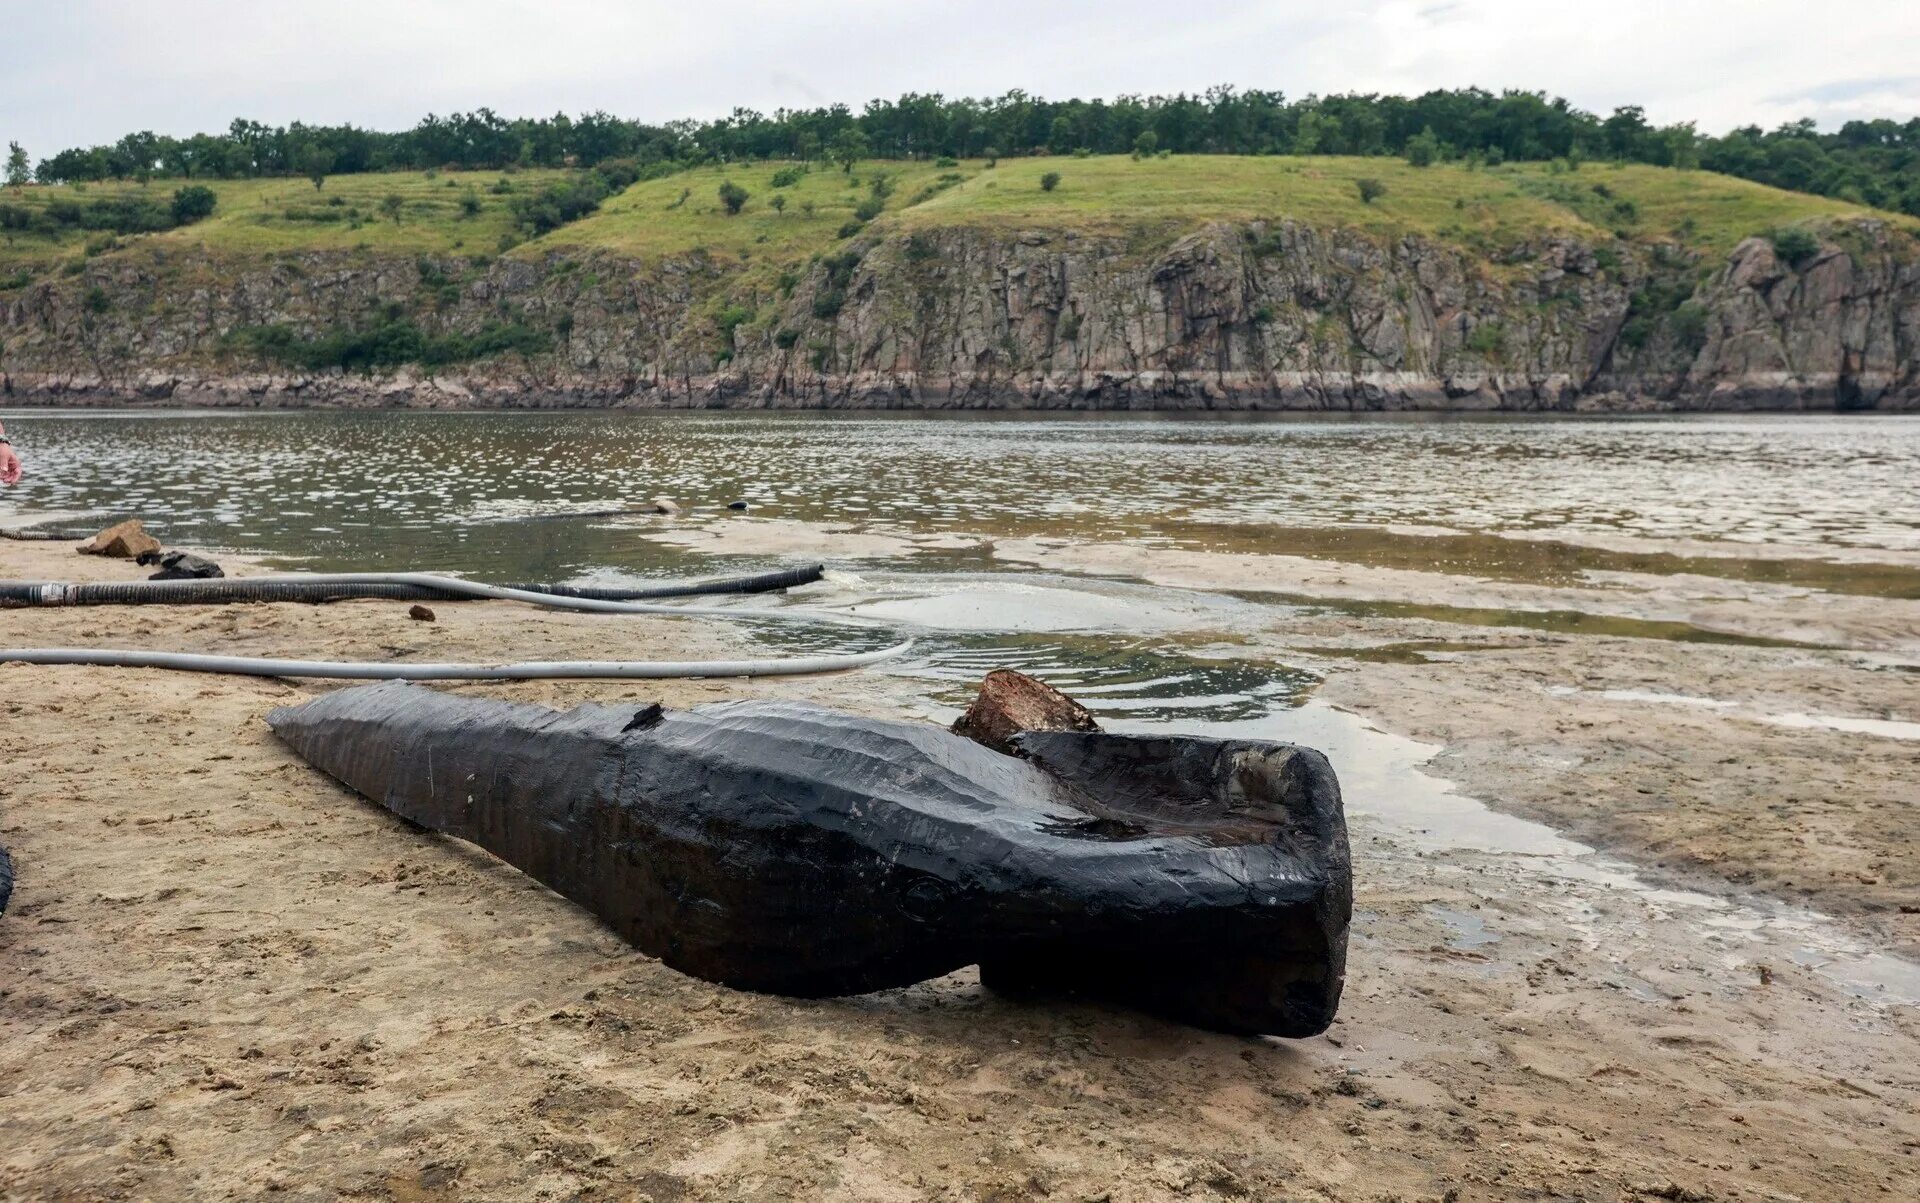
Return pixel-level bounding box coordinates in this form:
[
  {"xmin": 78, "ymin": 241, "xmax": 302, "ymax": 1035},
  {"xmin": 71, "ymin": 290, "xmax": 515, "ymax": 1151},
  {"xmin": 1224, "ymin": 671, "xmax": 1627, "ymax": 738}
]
[
  {"xmin": 268, "ymin": 681, "xmax": 1351, "ymax": 1037},
  {"xmin": 7, "ymin": 220, "xmax": 1911, "ymax": 410},
  {"xmin": 952, "ymin": 668, "xmax": 1101, "ymax": 756}
]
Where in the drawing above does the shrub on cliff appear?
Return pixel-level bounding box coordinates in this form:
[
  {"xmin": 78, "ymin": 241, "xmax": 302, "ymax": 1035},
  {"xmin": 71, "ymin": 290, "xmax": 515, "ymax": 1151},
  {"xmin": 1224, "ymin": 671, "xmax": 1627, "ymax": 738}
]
[
  {"xmin": 594, "ymin": 158, "xmax": 644, "ymax": 189},
  {"xmin": 1040, "ymin": 172, "xmax": 1061, "ymax": 192},
  {"xmin": 170, "ymin": 185, "xmax": 217, "ymax": 224},
  {"xmin": 1356, "ymin": 178, "xmax": 1386, "ymax": 204},
  {"xmin": 1, "ymin": 192, "xmax": 190, "ymax": 236},
  {"xmin": 714, "ymin": 303, "xmax": 755, "ymax": 361},
  {"xmin": 227, "ymin": 312, "xmax": 553, "ymax": 373},
  {"xmin": 1768, "ymin": 226, "xmax": 1820, "ymax": 266},
  {"xmin": 811, "ymin": 249, "xmax": 864, "ymax": 319},
  {"xmin": 718, "ymin": 180, "xmax": 750, "ymax": 215},
  {"xmin": 1465, "ymin": 321, "xmax": 1505, "ymax": 357},
  {"xmin": 510, "ymin": 173, "xmax": 610, "ymax": 234}
]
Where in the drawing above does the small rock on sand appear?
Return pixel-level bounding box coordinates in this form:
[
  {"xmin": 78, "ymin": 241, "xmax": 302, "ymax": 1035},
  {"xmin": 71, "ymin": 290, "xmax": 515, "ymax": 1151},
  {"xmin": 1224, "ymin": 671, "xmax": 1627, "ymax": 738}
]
[{"xmin": 76, "ymin": 520, "xmax": 161, "ymax": 560}]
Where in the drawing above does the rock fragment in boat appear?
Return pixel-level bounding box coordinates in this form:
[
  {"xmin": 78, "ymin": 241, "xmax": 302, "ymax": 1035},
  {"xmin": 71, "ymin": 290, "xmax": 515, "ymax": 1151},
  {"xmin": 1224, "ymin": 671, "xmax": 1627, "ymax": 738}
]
[
  {"xmin": 952, "ymin": 666, "xmax": 1101, "ymax": 755},
  {"xmin": 267, "ymin": 680, "xmax": 1350, "ymax": 1036}
]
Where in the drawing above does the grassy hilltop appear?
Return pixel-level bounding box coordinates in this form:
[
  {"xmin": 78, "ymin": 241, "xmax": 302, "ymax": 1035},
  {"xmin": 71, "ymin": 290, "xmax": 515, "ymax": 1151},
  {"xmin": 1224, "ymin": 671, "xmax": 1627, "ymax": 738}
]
[{"xmin": 1, "ymin": 155, "xmax": 1908, "ymax": 284}]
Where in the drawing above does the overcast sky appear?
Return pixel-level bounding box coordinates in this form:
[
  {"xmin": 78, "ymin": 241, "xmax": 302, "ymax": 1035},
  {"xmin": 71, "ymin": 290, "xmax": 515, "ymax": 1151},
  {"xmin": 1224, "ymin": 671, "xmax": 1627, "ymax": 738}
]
[{"xmin": 6, "ymin": 1, "xmax": 1919, "ymax": 154}]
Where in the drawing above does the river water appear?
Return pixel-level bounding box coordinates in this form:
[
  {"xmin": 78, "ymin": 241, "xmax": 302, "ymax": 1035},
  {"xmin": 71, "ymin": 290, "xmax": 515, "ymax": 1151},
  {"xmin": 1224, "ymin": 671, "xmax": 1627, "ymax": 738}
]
[{"xmin": 6, "ymin": 410, "xmax": 1918, "ymax": 570}]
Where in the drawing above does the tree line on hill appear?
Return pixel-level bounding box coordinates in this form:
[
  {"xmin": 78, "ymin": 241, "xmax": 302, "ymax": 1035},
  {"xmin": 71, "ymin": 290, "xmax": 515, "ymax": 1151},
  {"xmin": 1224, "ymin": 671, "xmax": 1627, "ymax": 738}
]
[{"xmin": 13, "ymin": 87, "xmax": 1920, "ymax": 216}]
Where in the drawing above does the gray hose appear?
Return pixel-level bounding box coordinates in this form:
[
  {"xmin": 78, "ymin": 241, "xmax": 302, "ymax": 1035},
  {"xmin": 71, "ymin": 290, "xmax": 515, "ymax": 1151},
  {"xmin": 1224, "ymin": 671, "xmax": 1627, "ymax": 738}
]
[
  {"xmin": 0, "ymin": 564, "xmax": 823, "ymax": 607},
  {"xmin": 0, "ymin": 569, "xmax": 897, "ymax": 680},
  {"xmin": 222, "ymin": 572, "xmax": 873, "ymax": 624},
  {"xmin": 4, "ymin": 570, "xmax": 871, "ymax": 627},
  {"xmin": 0, "ymin": 642, "xmax": 914, "ymax": 681}
]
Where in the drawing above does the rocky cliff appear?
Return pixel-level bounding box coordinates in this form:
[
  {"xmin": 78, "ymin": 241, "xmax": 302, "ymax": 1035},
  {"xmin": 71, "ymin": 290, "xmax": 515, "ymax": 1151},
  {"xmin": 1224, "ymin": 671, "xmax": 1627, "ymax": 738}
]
[{"xmin": 4, "ymin": 219, "xmax": 1916, "ymax": 410}]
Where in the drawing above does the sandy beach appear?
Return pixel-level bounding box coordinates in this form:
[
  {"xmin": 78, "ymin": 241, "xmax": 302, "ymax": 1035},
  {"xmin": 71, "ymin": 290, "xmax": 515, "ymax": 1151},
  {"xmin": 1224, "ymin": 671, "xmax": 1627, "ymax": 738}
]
[{"xmin": 3, "ymin": 533, "xmax": 1918, "ymax": 1202}]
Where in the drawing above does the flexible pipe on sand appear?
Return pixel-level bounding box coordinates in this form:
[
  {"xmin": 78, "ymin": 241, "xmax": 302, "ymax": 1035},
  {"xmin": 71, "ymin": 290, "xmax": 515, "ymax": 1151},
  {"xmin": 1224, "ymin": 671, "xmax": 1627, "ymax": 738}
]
[
  {"xmin": 3, "ymin": 569, "xmax": 878, "ymax": 627},
  {"xmin": 0, "ymin": 569, "xmax": 899, "ymax": 679},
  {"xmin": 0, "ymin": 564, "xmax": 824, "ymax": 607},
  {"xmin": 229, "ymin": 572, "xmax": 849, "ymax": 620},
  {"xmin": 0, "ymin": 641, "xmax": 915, "ymax": 681}
]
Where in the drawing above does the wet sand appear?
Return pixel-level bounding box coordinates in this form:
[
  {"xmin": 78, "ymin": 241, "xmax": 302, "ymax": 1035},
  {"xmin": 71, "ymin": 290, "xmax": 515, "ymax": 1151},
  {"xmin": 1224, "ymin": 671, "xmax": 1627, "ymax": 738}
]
[{"xmin": 4, "ymin": 537, "xmax": 1919, "ymax": 1202}]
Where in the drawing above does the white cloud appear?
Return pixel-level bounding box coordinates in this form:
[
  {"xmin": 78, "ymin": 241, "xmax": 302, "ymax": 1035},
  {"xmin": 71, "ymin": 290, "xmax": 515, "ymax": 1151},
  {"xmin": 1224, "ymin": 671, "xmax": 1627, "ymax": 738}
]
[{"xmin": 3, "ymin": 0, "xmax": 1916, "ymax": 154}]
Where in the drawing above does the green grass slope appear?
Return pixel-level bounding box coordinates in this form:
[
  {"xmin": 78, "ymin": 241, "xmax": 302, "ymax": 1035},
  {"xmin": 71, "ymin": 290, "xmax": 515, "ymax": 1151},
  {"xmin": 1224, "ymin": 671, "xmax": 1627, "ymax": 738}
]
[{"xmin": 1, "ymin": 156, "xmax": 1911, "ymax": 284}]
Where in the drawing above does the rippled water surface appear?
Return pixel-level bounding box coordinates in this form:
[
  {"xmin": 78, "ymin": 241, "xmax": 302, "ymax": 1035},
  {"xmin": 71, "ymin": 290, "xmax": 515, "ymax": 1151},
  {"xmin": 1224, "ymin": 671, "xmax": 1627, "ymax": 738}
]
[{"xmin": 5, "ymin": 411, "xmax": 1918, "ymax": 580}]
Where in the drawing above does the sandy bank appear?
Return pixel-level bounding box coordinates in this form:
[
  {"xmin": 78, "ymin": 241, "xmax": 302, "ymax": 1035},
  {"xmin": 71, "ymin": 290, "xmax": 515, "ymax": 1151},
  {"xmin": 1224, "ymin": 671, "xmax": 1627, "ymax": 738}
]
[{"xmin": 3, "ymin": 539, "xmax": 1917, "ymax": 1201}]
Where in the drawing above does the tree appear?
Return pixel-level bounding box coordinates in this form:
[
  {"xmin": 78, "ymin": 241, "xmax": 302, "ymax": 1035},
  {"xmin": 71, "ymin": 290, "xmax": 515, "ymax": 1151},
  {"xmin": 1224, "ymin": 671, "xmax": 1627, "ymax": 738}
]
[
  {"xmin": 299, "ymin": 145, "xmax": 335, "ymax": 190},
  {"xmin": 1132, "ymin": 130, "xmax": 1158, "ymax": 160},
  {"xmin": 718, "ymin": 180, "xmax": 750, "ymax": 215},
  {"xmin": 1404, "ymin": 127, "xmax": 1441, "ymax": 167},
  {"xmin": 1293, "ymin": 109, "xmax": 1338, "ymax": 155},
  {"xmin": 458, "ymin": 189, "xmax": 482, "ymax": 218},
  {"xmin": 4, "ymin": 142, "xmax": 28, "ymax": 187},
  {"xmin": 1356, "ymin": 178, "xmax": 1386, "ymax": 205},
  {"xmin": 769, "ymin": 194, "xmax": 786, "ymax": 214},
  {"xmin": 381, "ymin": 193, "xmax": 405, "ymax": 224},
  {"xmin": 1040, "ymin": 171, "xmax": 1061, "ymax": 192},
  {"xmin": 169, "ymin": 184, "xmax": 217, "ymax": 223},
  {"xmin": 827, "ymin": 128, "xmax": 869, "ymax": 173}
]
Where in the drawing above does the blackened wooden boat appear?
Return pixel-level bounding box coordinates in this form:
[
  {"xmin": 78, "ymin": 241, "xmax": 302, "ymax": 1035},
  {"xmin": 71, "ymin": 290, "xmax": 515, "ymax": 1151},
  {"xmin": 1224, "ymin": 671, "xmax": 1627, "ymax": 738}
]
[{"xmin": 269, "ymin": 682, "xmax": 1350, "ymax": 1036}]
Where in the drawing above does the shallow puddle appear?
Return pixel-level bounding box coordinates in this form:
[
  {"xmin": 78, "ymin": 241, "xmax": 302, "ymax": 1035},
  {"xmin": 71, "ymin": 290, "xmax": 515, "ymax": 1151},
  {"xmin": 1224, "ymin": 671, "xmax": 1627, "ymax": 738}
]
[
  {"xmin": 1543, "ymin": 686, "xmax": 1920, "ymax": 740},
  {"xmin": 1546, "ymin": 685, "xmax": 1738, "ymax": 709},
  {"xmin": 1164, "ymin": 520, "xmax": 1920, "ymax": 599},
  {"xmin": 1238, "ymin": 591, "xmax": 1833, "ymax": 648},
  {"xmin": 1425, "ymin": 907, "xmax": 1503, "ymax": 950},
  {"xmin": 1758, "ymin": 712, "xmax": 1920, "ymax": 741},
  {"xmin": 1291, "ymin": 640, "xmax": 1507, "ymax": 664}
]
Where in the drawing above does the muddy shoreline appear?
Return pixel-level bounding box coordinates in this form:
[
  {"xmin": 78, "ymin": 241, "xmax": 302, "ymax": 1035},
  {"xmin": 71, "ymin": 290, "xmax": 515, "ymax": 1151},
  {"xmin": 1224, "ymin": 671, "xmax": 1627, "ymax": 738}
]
[{"xmin": 3, "ymin": 537, "xmax": 1917, "ymax": 1201}]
